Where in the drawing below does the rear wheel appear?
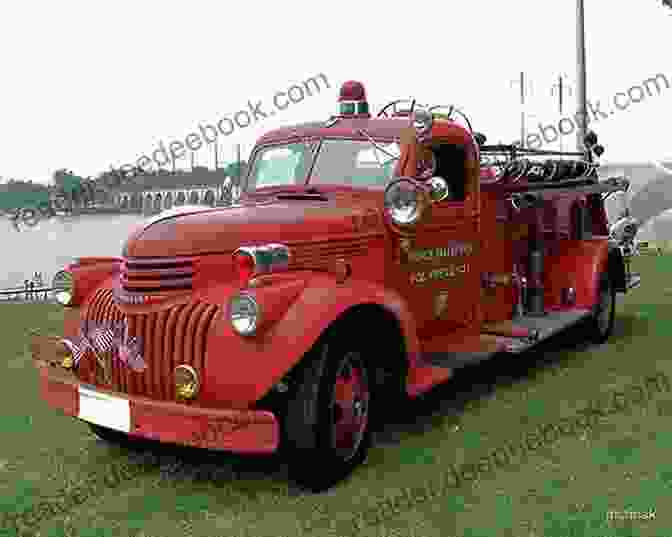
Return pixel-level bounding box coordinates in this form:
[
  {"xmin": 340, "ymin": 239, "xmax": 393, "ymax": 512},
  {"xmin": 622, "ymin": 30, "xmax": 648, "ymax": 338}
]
[
  {"xmin": 283, "ymin": 338, "xmax": 372, "ymax": 492},
  {"xmin": 586, "ymin": 272, "xmax": 616, "ymax": 344}
]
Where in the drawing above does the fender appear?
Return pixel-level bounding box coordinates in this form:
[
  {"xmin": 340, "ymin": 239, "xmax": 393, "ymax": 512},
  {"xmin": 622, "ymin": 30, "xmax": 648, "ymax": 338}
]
[
  {"xmin": 66, "ymin": 274, "xmax": 121, "ymax": 336},
  {"xmin": 544, "ymin": 239, "xmax": 610, "ymax": 309},
  {"xmin": 606, "ymin": 243, "xmax": 627, "ymax": 293},
  {"xmin": 66, "ymin": 257, "xmax": 123, "ymax": 307},
  {"xmin": 201, "ymin": 273, "xmax": 419, "ymax": 407}
]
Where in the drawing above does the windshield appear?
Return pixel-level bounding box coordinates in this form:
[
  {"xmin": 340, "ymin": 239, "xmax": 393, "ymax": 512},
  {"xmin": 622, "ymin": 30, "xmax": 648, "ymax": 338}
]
[
  {"xmin": 247, "ymin": 139, "xmax": 400, "ymax": 190},
  {"xmin": 247, "ymin": 142, "xmax": 316, "ymax": 189}
]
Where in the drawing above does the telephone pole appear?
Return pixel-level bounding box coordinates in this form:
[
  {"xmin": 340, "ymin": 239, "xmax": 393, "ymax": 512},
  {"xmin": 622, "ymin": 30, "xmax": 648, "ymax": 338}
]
[
  {"xmin": 510, "ymin": 72, "xmax": 535, "ymax": 147},
  {"xmin": 550, "ymin": 74, "xmax": 573, "ymax": 152},
  {"xmin": 576, "ymin": 0, "xmax": 588, "ymax": 153}
]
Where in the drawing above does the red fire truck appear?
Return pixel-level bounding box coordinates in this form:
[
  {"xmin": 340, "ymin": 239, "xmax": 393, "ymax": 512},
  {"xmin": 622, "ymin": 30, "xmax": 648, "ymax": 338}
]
[{"xmin": 32, "ymin": 81, "xmax": 640, "ymax": 492}]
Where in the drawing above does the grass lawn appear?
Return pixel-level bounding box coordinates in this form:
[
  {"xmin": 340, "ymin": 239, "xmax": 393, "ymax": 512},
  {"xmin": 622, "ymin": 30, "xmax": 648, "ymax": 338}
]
[{"xmin": 1, "ymin": 254, "xmax": 671, "ymax": 537}]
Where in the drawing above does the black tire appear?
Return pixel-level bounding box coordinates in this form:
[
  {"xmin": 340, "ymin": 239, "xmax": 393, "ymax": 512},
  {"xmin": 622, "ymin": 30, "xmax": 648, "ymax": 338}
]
[
  {"xmin": 283, "ymin": 338, "xmax": 373, "ymax": 492},
  {"xmin": 586, "ymin": 271, "xmax": 616, "ymax": 344}
]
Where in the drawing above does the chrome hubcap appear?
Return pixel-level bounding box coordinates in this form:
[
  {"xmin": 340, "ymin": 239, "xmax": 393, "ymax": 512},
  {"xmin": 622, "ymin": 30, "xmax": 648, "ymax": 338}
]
[{"xmin": 331, "ymin": 352, "xmax": 369, "ymax": 461}]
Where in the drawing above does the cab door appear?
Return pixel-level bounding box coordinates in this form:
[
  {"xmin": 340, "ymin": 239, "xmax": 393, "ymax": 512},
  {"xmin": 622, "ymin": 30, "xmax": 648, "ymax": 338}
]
[{"xmin": 386, "ymin": 124, "xmax": 482, "ymax": 352}]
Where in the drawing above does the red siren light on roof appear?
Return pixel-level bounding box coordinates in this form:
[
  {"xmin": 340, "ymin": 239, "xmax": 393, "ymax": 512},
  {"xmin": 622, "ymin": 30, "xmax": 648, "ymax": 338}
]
[{"xmin": 338, "ymin": 80, "xmax": 370, "ymax": 117}]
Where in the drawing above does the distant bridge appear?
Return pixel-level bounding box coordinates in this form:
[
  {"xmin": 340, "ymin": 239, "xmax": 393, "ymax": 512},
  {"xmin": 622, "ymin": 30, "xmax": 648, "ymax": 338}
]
[{"xmin": 113, "ymin": 184, "xmax": 231, "ymax": 213}]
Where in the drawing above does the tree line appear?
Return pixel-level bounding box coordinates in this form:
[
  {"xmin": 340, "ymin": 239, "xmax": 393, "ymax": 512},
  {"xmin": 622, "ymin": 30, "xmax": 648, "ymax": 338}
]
[{"xmin": 1, "ymin": 161, "xmax": 248, "ymax": 214}]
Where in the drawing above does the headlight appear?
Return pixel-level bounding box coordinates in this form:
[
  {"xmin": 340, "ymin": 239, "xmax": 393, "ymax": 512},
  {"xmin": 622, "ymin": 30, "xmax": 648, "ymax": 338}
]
[
  {"xmin": 52, "ymin": 270, "xmax": 74, "ymax": 306},
  {"xmin": 384, "ymin": 178, "xmax": 430, "ymax": 226},
  {"xmin": 229, "ymin": 293, "xmax": 260, "ymax": 336},
  {"xmin": 609, "ymin": 216, "xmax": 639, "ymax": 244}
]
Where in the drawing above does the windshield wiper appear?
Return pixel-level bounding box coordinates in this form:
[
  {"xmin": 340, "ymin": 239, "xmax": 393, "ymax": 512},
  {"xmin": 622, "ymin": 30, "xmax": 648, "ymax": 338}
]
[{"xmin": 290, "ymin": 129, "xmax": 319, "ymax": 157}]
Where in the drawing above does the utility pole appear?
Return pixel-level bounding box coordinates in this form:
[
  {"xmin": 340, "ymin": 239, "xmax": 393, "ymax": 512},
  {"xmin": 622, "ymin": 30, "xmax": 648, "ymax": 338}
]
[
  {"xmin": 576, "ymin": 0, "xmax": 588, "ymax": 154},
  {"xmin": 510, "ymin": 72, "xmax": 532, "ymax": 148},
  {"xmin": 519, "ymin": 71, "xmax": 525, "ymax": 148},
  {"xmin": 550, "ymin": 74, "xmax": 573, "ymax": 152},
  {"xmin": 558, "ymin": 75, "xmax": 564, "ymax": 153}
]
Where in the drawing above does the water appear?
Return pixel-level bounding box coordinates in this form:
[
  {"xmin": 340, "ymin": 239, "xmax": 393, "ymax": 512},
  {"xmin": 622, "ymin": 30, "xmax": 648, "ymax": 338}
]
[
  {"xmin": 0, "ymin": 213, "xmax": 146, "ymax": 289},
  {"xmin": 1, "ymin": 200, "xmax": 669, "ymax": 290}
]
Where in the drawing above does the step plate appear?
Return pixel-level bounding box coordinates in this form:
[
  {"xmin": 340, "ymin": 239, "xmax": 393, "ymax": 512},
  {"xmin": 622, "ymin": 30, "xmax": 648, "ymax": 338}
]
[
  {"xmin": 505, "ymin": 309, "xmax": 591, "ymax": 353},
  {"xmin": 422, "ymin": 309, "xmax": 591, "ymax": 368}
]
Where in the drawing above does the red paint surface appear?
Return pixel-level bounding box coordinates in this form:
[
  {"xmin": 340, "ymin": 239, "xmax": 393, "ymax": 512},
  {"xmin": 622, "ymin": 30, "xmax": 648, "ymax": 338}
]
[
  {"xmin": 38, "ymin": 366, "xmax": 279, "ymax": 453},
  {"xmin": 36, "ymin": 109, "xmax": 619, "ymax": 452}
]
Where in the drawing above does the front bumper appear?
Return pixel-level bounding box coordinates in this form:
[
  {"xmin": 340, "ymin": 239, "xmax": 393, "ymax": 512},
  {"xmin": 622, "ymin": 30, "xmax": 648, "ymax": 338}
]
[{"xmin": 32, "ymin": 338, "xmax": 280, "ymax": 454}]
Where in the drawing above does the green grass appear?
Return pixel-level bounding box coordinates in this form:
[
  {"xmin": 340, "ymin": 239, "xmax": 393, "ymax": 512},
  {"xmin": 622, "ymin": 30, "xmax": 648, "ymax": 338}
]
[{"xmin": 1, "ymin": 255, "xmax": 671, "ymax": 537}]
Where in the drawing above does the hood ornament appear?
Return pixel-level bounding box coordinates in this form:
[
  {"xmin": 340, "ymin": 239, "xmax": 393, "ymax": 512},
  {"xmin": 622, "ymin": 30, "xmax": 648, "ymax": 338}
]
[{"xmin": 142, "ymin": 204, "xmax": 213, "ymax": 230}]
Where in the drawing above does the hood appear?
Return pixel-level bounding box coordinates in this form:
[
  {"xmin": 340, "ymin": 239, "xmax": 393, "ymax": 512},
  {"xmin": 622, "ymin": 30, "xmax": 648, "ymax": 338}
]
[{"xmin": 122, "ymin": 196, "xmax": 383, "ymax": 257}]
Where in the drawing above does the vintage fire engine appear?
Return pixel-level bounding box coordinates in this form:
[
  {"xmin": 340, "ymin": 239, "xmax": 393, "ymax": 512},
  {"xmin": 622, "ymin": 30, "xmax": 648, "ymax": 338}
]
[{"xmin": 32, "ymin": 80, "xmax": 641, "ymax": 491}]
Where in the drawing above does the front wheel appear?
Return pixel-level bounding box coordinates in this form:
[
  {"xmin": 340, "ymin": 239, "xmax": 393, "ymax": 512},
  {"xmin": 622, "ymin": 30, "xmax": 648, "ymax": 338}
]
[
  {"xmin": 586, "ymin": 272, "xmax": 616, "ymax": 344},
  {"xmin": 87, "ymin": 423, "xmax": 148, "ymax": 450},
  {"xmin": 283, "ymin": 338, "xmax": 372, "ymax": 492}
]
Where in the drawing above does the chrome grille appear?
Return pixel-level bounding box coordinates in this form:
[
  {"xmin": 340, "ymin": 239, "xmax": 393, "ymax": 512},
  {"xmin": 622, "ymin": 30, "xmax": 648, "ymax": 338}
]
[
  {"xmin": 82, "ymin": 288, "xmax": 219, "ymax": 401},
  {"xmin": 288, "ymin": 237, "xmax": 372, "ymax": 269},
  {"xmin": 121, "ymin": 257, "xmax": 194, "ymax": 293}
]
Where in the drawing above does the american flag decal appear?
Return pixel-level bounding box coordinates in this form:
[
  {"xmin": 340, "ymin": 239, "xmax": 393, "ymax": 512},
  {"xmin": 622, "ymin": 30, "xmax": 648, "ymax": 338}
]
[
  {"xmin": 61, "ymin": 319, "xmax": 147, "ymax": 374},
  {"xmin": 90, "ymin": 326, "xmax": 115, "ymax": 354},
  {"xmin": 60, "ymin": 335, "xmax": 93, "ymax": 367},
  {"xmin": 118, "ymin": 336, "xmax": 146, "ymax": 372}
]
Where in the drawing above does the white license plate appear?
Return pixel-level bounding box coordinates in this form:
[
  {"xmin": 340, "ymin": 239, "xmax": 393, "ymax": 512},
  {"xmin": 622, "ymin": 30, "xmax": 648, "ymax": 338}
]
[{"xmin": 78, "ymin": 385, "xmax": 130, "ymax": 433}]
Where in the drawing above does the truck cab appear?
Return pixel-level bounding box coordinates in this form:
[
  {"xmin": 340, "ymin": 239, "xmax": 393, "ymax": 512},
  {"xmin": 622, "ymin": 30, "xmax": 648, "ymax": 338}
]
[{"xmin": 32, "ymin": 80, "xmax": 640, "ymax": 492}]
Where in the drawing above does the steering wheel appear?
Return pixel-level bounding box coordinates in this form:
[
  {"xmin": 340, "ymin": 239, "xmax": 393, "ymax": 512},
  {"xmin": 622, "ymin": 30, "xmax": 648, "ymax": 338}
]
[
  {"xmin": 377, "ymin": 99, "xmax": 416, "ymax": 118},
  {"xmin": 429, "ymin": 105, "xmax": 473, "ymax": 132},
  {"xmin": 428, "ymin": 104, "xmax": 455, "ymax": 120}
]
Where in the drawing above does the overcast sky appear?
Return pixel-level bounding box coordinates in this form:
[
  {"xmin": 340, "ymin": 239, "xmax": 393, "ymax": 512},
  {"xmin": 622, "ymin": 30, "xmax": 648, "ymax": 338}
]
[{"xmin": 1, "ymin": 0, "xmax": 671, "ymax": 184}]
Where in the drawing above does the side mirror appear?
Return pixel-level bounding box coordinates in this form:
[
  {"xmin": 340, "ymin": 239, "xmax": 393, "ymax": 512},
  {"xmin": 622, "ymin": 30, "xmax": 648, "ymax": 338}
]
[{"xmin": 473, "ymin": 132, "xmax": 487, "ymax": 146}]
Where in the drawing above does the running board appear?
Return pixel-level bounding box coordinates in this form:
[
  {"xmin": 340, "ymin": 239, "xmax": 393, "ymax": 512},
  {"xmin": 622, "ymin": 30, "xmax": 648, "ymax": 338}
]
[
  {"xmin": 422, "ymin": 309, "xmax": 592, "ymax": 368},
  {"xmin": 498, "ymin": 309, "xmax": 591, "ymax": 353},
  {"xmin": 481, "ymin": 320, "xmax": 535, "ymax": 338}
]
